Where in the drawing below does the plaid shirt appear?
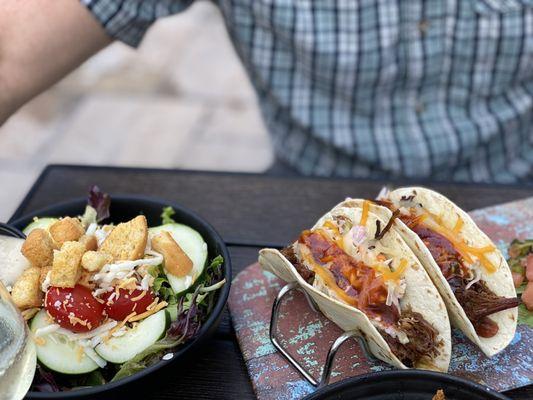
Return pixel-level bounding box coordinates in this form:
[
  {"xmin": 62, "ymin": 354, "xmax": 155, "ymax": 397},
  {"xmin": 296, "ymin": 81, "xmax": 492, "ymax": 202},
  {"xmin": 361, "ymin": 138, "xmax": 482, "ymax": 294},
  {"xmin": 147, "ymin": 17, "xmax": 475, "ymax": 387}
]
[{"xmin": 83, "ymin": 0, "xmax": 533, "ymax": 182}]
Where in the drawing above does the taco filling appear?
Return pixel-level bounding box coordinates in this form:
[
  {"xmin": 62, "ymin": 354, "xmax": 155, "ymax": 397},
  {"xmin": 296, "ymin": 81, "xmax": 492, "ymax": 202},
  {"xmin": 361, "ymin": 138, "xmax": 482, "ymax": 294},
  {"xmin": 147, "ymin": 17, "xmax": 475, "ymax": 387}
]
[
  {"xmin": 281, "ymin": 215, "xmax": 440, "ymax": 367},
  {"xmin": 397, "ymin": 212, "xmax": 519, "ymax": 338}
]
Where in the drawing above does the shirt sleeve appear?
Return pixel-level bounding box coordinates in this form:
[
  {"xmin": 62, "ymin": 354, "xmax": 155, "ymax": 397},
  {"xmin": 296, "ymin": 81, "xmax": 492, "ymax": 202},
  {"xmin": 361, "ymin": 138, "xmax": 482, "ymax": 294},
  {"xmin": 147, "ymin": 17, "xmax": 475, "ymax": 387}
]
[{"xmin": 81, "ymin": 0, "xmax": 194, "ymax": 47}]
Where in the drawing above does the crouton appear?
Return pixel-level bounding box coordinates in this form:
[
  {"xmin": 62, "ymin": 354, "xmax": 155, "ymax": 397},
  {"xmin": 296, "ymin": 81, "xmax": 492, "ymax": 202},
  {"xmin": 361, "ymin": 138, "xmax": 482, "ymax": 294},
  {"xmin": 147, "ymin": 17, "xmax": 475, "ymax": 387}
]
[
  {"xmin": 81, "ymin": 251, "xmax": 112, "ymax": 272},
  {"xmin": 39, "ymin": 265, "xmax": 52, "ymax": 288},
  {"xmin": 49, "ymin": 217, "xmax": 84, "ymax": 248},
  {"xmin": 79, "ymin": 234, "xmax": 97, "ymax": 251},
  {"xmin": 100, "ymin": 216, "xmax": 148, "ymax": 261},
  {"xmin": 151, "ymin": 231, "xmax": 193, "ymax": 277},
  {"xmin": 21, "ymin": 308, "xmax": 40, "ymax": 321},
  {"xmin": 50, "ymin": 241, "xmax": 85, "ymax": 288},
  {"xmin": 21, "ymin": 229, "xmax": 54, "ymax": 268},
  {"xmin": 11, "ymin": 267, "xmax": 42, "ymax": 309}
]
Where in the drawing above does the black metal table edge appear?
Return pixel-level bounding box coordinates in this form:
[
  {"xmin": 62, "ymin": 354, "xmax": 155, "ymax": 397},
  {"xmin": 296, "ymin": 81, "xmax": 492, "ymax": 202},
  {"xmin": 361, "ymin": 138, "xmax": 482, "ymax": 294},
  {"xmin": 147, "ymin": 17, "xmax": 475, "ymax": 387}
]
[{"xmin": 10, "ymin": 163, "xmax": 533, "ymax": 223}]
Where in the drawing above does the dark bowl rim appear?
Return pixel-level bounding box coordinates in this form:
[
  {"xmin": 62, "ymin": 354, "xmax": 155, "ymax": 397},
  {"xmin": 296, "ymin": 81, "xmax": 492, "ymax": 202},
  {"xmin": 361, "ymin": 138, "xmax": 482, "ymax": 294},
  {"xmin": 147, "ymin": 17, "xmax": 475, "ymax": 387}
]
[
  {"xmin": 9, "ymin": 195, "xmax": 232, "ymax": 398},
  {"xmin": 303, "ymin": 369, "xmax": 511, "ymax": 400}
]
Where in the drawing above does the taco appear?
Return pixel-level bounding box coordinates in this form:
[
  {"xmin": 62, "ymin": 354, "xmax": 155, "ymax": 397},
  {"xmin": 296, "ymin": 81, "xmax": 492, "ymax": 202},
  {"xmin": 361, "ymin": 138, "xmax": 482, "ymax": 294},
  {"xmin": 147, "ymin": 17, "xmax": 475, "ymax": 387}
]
[
  {"xmin": 370, "ymin": 187, "xmax": 519, "ymax": 357},
  {"xmin": 259, "ymin": 204, "xmax": 451, "ymax": 371}
]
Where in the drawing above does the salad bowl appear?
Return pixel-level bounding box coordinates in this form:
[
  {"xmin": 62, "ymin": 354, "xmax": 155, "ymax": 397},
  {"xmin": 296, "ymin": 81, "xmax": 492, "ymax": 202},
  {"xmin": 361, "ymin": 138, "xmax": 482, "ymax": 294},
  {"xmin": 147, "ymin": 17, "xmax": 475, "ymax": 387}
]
[{"xmin": 7, "ymin": 195, "xmax": 231, "ymax": 399}]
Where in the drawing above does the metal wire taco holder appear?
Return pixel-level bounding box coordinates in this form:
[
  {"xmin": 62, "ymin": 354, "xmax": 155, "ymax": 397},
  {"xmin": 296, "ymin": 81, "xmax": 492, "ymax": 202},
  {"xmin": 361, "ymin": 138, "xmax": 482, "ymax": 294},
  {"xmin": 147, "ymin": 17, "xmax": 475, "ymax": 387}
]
[{"xmin": 269, "ymin": 282, "xmax": 376, "ymax": 388}]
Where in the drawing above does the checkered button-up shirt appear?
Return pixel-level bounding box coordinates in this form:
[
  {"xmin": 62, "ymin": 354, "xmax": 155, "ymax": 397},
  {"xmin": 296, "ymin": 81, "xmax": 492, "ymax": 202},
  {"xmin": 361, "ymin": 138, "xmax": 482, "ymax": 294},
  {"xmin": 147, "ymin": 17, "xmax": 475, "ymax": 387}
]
[{"xmin": 83, "ymin": 0, "xmax": 533, "ymax": 182}]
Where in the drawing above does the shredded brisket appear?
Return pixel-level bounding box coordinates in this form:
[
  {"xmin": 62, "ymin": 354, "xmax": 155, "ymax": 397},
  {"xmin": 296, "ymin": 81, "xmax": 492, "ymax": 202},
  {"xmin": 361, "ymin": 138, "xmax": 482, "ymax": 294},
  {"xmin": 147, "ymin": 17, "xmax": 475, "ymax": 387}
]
[
  {"xmin": 409, "ymin": 224, "xmax": 519, "ymax": 338},
  {"xmin": 374, "ymin": 199, "xmax": 393, "ymax": 209},
  {"xmin": 329, "ymin": 264, "xmax": 357, "ymax": 297},
  {"xmin": 448, "ymin": 276, "xmax": 520, "ymax": 338},
  {"xmin": 283, "ymin": 234, "xmax": 441, "ymax": 366},
  {"xmin": 379, "ymin": 311, "xmax": 440, "ymax": 368},
  {"xmin": 280, "ymin": 246, "xmax": 315, "ymax": 283}
]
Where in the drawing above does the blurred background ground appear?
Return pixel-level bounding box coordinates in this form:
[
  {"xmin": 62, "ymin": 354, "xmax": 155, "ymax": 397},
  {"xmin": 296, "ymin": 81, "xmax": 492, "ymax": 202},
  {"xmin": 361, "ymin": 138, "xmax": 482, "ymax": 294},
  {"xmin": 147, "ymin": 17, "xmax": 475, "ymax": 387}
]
[{"xmin": 0, "ymin": 1, "xmax": 273, "ymax": 221}]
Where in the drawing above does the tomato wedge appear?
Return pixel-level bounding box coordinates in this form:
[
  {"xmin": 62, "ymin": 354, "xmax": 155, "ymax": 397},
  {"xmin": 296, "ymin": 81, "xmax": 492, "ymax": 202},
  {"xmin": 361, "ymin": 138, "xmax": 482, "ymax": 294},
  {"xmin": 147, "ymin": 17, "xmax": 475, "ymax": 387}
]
[
  {"xmin": 45, "ymin": 285, "xmax": 104, "ymax": 333},
  {"xmin": 102, "ymin": 288, "xmax": 155, "ymax": 321}
]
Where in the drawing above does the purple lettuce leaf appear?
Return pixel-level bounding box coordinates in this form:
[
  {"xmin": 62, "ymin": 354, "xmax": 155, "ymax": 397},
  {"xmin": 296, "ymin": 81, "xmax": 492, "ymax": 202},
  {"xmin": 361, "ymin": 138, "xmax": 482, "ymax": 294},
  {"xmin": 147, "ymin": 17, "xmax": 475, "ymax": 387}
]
[
  {"xmin": 32, "ymin": 364, "xmax": 60, "ymax": 392},
  {"xmin": 87, "ymin": 185, "xmax": 111, "ymax": 222}
]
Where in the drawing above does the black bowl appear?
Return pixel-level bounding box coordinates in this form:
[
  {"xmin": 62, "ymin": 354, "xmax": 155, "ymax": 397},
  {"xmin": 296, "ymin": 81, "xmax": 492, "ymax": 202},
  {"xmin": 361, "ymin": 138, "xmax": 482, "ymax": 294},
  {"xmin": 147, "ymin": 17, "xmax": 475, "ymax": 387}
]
[
  {"xmin": 8, "ymin": 196, "xmax": 232, "ymax": 399},
  {"xmin": 303, "ymin": 370, "xmax": 511, "ymax": 400}
]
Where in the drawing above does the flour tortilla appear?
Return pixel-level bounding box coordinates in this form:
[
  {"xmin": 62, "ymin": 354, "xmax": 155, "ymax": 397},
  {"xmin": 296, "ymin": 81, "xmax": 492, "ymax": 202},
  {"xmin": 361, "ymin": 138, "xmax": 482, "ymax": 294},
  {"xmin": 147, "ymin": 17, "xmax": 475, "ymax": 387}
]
[
  {"xmin": 338, "ymin": 187, "xmax": 517, "ymax": 357},
  {"xmin": 259, "ymin": 205, "xmax": 451, "ymax": 371}
]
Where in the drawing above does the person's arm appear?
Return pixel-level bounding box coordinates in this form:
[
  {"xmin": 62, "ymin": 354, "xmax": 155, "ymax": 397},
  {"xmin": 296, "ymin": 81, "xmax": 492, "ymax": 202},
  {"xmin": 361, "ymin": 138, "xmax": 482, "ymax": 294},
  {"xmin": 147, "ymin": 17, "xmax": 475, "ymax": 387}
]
[{"xmin": 0, "ymin": 0, "xmax": 112, "ymax": 125}]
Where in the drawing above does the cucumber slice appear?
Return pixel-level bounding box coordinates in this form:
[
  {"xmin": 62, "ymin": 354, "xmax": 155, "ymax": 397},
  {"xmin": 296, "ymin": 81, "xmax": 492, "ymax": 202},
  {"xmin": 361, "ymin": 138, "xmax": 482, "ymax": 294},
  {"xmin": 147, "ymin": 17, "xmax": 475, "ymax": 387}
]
[
  {"xmin": 149, "ymin": 223, "xmax": 208, "ymax": 294},
  {"xmin": 95, "ymin": 310, "xmax": 168, "ymax": 364},
  {"xmin": 30, "ymin": 310, "xmax": 98, "ymax": 374},
  {"xmin": 23, "ymin": 217, "xmax": 58, "ymax": 235}
]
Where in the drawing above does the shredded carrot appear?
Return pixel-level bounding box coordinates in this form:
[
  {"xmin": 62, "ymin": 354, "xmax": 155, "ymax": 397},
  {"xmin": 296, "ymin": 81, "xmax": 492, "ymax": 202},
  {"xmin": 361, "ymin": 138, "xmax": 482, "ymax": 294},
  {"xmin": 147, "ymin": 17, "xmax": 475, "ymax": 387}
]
[
  {"xmin": 68, "ymin": 315, "xmax": 88, "ymax": 327},
  {"xmin": 129, "ymin": 301, "xmax": 168, "ymax": 322},
  {"xmin": 146, "ymin": 297, "xmax": 159, "ymax": 311},
  {"xmin": 108, "ymin": 311, "xmax": 137, "ymax": 336},
  {"xmin": 131, "ymin": 290, "xmax": 147, "ymax": 302}
]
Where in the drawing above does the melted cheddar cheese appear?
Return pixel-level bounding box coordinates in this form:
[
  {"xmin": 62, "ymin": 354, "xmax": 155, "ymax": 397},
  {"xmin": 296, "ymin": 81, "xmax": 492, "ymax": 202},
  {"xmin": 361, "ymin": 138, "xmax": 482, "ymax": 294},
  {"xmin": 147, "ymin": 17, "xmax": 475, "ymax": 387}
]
[
  {"xmin": 423, "ymin": 214, "xmax": 497, "ymax": 273},
  {"xmin": 373, "ymin": 259, "xmax": 408, "ymax": 282},
  {"xmin": 299, "ymin": 245, "xmax": 358, "ymax": 306},
  {"xmin": 360, "ymin": 200, "xmax": 370, "ymax": 226}
]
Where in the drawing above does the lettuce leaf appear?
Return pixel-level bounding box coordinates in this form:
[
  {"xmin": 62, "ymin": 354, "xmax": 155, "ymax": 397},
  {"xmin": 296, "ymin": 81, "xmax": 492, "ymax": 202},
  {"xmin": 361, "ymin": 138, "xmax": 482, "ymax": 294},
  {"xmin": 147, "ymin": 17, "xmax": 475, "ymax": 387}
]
[
  {"xmin": 161, "ymin": 206, "xmax": 176, "ymax": 224},
  {"xmin": 111, "ymin": 255, "xmax": 225, "ymax": 382},
  {"xmin": 150, "ymin": 265, "xmax": 179, "ymax": 305},
  {"xmin": 516, "ymin": 284, "xmax": 527, "ymax": 295},
  {"xmin": 508, "ymin": 239, "xmax": 533, "ymax": 258},
  {"xmin": 87, "ymin": 185, "xmax": 110, "ymax": 222},
  {"xmin": 111, "ymin": 335, "xmax": 183, "ymax": 382},
  {"xmin": 518, "ymin": 304, "xmax": 533, "ymax": 328},
  {"xmin": 507, "ymin": 239, "xmax": 532, "ymax": 327}
]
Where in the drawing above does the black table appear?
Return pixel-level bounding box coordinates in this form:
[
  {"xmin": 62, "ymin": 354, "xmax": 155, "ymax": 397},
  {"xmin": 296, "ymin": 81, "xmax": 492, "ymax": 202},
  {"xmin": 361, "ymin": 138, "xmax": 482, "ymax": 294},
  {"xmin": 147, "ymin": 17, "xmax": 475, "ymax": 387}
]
[{"xmin": 11, "ymin": 165, "xmax": 533, "ymax": 400}]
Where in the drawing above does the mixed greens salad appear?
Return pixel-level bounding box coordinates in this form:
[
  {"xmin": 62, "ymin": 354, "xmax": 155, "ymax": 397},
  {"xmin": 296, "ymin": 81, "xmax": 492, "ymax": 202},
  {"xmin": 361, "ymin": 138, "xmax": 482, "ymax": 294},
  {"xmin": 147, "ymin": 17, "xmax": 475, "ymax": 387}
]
[{"xmin": 7, "ymin": 187, "xmax": 225, "ymax": 392}]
